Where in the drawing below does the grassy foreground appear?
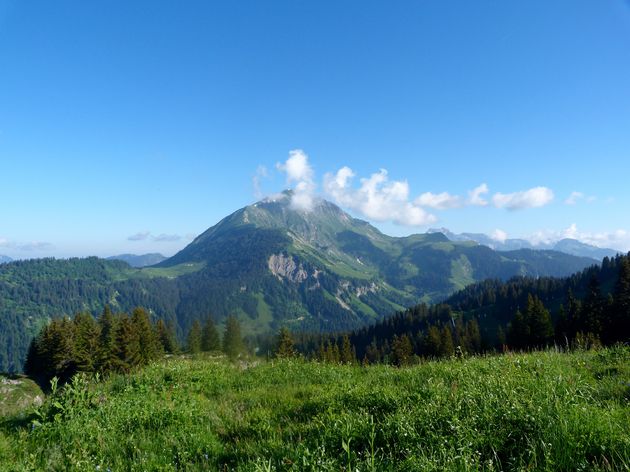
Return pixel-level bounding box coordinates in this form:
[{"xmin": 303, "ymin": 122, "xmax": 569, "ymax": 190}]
[{"xmin": 0, "ymin": 348, "xmax": 629, "ymax": 471}]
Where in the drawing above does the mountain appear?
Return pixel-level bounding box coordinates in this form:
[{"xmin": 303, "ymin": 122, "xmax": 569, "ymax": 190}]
[
  {"xmin": 156, "ymin": 192, "xmax": 596, "ymax": 331},
  {"xmin": 0, "ymin": 255, "xmax": 12, "ymax": 264},
  {"xmin": 320, "ymin": 252, "xmax": 630, "ymax": 365},
  {"xmin": 107, "ymin": 253, "xmax": 167, "ymax": 268},
  {"xmin": 0, "ymin": 193, "xmax": 598, "ymax": 372},
  {"xmin": 428, "ymin": 228, "xmax": 619, "ymax": 261}
]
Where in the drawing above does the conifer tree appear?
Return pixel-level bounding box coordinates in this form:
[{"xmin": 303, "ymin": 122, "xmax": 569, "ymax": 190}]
[
  {"xmin": 566, "ymin": 289, "xmax": 582, "ymax": 340},
  {"xmin": 132, "ymin": 307, "xmax": 161, "ymax": 364},
  {"xmin": 222, "ymin": 316, "xmax": 244, "ymax": 359},
  {"xmin": 274, "ymin": 327, "xmax": 296, "ymax": 359},
  {"xmin": 201, "ymin": 316, "xmax": 221, "ymax": 352},
  {"xmin": 439, "ymin": 325, "xmax": 455, "ymax": 357},
  {"xmin": 97, "ymin": 306, "xmax": 118, "ymax": 373},
  {"xmin": 508, "ymin": 308, "xmax": 529, "ymax": 350},
  {"xmin": 555, "ymin": 304, "xmax": 569, "ymax": 346},
  {"xmin": 611, "ymin": 257, "xmax": 630, "ymax": 343},
  {"xmin": 340, "ymin": 334, "xmax": 356, "ymax": 364},
  {"xmin": 465, "ymin": 318, "xmax": 482, "ymax": 353},
  {"xmin": 156, "ymin": 319, "xmax": 178, "ymax": 354},
  {"xmin": 391, "ymin": 334, "xmax": 413, "ymax": 366},
  {"xmin": 114, "ymin": 314, "xmax": 141, "ymax": 373},
  {"xmin": 582, "ymin": 276, "xmax": 604, "ymax": 338},
  {"xmin": 364, "ymin": 338, "xmax": 381, "ymax": 364},
  {"xmin": 73, "ymin": 312, "xmax": 100, "ymax": 373},
  {"xmin": 526, "ymin": 295, "xmax": 554, "ymax": 347},
  {"xmin": 424, "ymin": 326, "xmax": 442, "ymax": 357},
  {"xmin": 187, "ymin": 320, "xmax": 202, "ymax": 354}
]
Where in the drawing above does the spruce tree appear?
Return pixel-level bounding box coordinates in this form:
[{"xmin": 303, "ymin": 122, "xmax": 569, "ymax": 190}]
[
  {"xmin": 439, "ymin": 326, "xmax": 455, "ymax": 357},
  {"xmin": 201, "ymin": 316, "xmax": 221, "ymax": 352},
  {"xmin": 187, "ymin": 320, "xmax": 202, "ymax": 354},
  {"xmin": 424, "ymin": 326, "xmax": 442, "ymax": 357},
  {"xmin": 465, "ymin": 318, "xmax": 482, "ymax": 353},
  {"xmin": 582, "ymin": 275, "xmax": 604, "ymax": 338},
  {"xmin": 340, "ymin": 334, "xmax": 356, "ymax": 364},
  {"xmin": 156, "ymin": 319, "xmax": 179, "ymax": 354},
  {"xmin": 391, "ymin": 334, "xmax": 413, "ymax": 366},
  {"xmin": 114, "ymin": 314, "xmax": 141, "ymax": 373},
  {"xmin": 274, "ymin": 327, "xmax": 296, "ymax": 359},
  {"xmin": 131, "ymin": 307, "xmax": 161, "ymax": 364},
  {"xmin": 97, "ymin": 306, "xmax": 118, "ymax": 373},
  {"xmin": 611, "ymin": 257, "xmax": 630, "ymax": 343},
  {"xmin": 508, "ymin": 308, "xmax": 529, "ymax": 350},
  {"xmin": 73, "ymin": 312, "xmax": 100, "ymax": 373},
  {"xmin": 222, "ymin": 316, "xmax": 244, "ymax": 359},
  {"xmin": 527, "ymin": 295, "xmax": 554, "ymax": 347}
]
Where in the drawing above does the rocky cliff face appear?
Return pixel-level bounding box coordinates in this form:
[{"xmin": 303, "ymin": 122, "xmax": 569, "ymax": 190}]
[{"xmin": 268, "ymin": 253, "xmax": 308, "ymax": 283}]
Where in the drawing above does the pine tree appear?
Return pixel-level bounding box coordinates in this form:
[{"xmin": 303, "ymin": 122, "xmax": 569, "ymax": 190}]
[
  {"xmin": 97, "ymin": 306, "xmax": 118, "ymax": 373},
  {"xmin": 201, "ymin": 316, "xmax": 221, "ymax": 352},
  {"xmin": 73, "ymin": 312, "xmax": 100, "ymax": 373},
  {"xmin": 527, "ymin": 295, "xmax": 554, "ymax": 347},
  {"xmin": 391, "ymin": 334, "xmax": 413, "ymax": 366},
  {"xmin": 364, "ymin": 338, "xmax": 381, "ymax": 364},
  {"xmin": 340, "ymin": 334, "xmax": 356, "ymax": 364},
  {"xmin": 222, "ymin": 316, "xmax": 244, "ymax": 359},
  {"xmin": 132, "ymin": 307, "xmax": 161, "ymax": 364},
  {"xmin": 439, "ymin": 326, "xmax": 455, "ymax": 357},
  {"xmin": 156, "ymin": 319, "xmax": 178, "ymax": 354},
  {"xmin": 508, "ymin": 308, "xmax": 529, "ymax": 350},
  {"xmin": 424, "ymin": 326, "xmax": 442, "ymax": 357},
  {"xmin": 187, "ymin": 320, "xmax": 202, "ymax": 354},
  {"xmin": 582, "ymin": 276, "xmax": 604, "ymax": 338},
  {"xmin": 611, "ymin": 257, "xmax": 630, "ymax": 343},
  {"xmin": 465, "ymin": 318, "xmax": 481, "ymax": 353},
  {"xmin": 566, "ymin": 289, "xmax": 582, "ymax": 341},
  {"xmin": 555, "ymin": 304, "xmax": 569, "ymax": 346},
  {"xmin": 274, "ymin": 327, "xmax": 296, "ymax": 359},
  {"xmin": 114, "ymin": 314, "xmax": 141, "ymax": 373}
]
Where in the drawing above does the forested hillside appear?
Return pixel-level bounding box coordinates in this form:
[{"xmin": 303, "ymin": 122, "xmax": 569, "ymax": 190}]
[{"xmin": 300, "ymin": 253, "xmax": 630, "ymax": 365}]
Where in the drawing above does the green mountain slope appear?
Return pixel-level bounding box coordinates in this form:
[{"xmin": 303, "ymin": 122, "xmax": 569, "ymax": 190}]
[{"xmin": 0, "ymin": 194, "xmax": 597, "ymax": 371}]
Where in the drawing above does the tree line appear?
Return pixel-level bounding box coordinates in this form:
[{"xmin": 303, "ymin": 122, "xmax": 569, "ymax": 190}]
[
  {"xmin": 24, "ymin": 307, "xmax": 247, "ymax": 385},
  {"xmin": 287, "ymin": 254, "xmax": 630, "ymax": 365}
]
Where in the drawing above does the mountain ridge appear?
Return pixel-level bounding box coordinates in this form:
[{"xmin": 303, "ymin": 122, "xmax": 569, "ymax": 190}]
[{"xmin": 428, "ymin": 228, "xmax": 619, "ymax": 261}]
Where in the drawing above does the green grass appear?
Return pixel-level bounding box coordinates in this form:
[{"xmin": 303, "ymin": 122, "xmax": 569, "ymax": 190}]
[
  {"xmin": 1, "ymin": 347, "xmax": 629, "ymax": 471},
  {"xmin": 136, "ymin": 262, "xmax": 206, "ymax": 279}
]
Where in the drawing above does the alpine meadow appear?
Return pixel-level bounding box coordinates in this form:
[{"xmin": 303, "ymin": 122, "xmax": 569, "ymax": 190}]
[{"xmin": 1, "ymin": 1, "xmax": 630, "ymax": 471}]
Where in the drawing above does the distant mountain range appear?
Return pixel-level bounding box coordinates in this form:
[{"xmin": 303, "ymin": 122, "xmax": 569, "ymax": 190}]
[
  {"xmin": 107, "ymin": 253, "xmax": 167, "ymax": 268},
  {"xmin": 427, "ymin": 228, "xmax": 619, "ymax": 261},
  {"xmin": 0, "ymin": 255, "xmax": 12, "ymax": 264},
  {"xmin": 0, "ymin": 192, "xmax": 600, "ymax": 371}
]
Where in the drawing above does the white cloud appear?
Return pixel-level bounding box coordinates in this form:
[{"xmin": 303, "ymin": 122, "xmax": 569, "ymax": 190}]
[
  {"xmin": 468, "ymin": 183, "xmax": 489, "ymax": 206},
  {"xmin": 152, "ymin": 234, "xmax": 182, "ymax": 242},
  {"xmin": 128, "ymin": 232, "xmax": 182, "ymax": 243},
  {"xmin": 565, "ymin": 191, "xmax": 596, "ymax": 205},
  {"xmin": 324, "ymin": 167, "xmax": 437, "ymax": 226},
  {"xmin": 527, "ymin": 224, "xmax": 630, "ymax": 252},
  {"xmin": 276, "ymin": 149, "xmax": 316, "ymax": 211},
  {"xmin": 565, "ymin": 191, "xmax": 584, "ymax": 205},
  {"xmin": 415, "ymin": 192, "xmax": 462, "ymax": 210},
  {"xmin": 0, "ymin": 238, "xmax": 53, "ymax": 251},
  {"xmin": 490, "ymin": 229, "xmax": 508, "ymax": 243},
  {"xmin": 492, "ymin": 186, "xmax": 554, "ymax": 210},
  {"xmin": 128, "ymin": 231, "xmax": 151, "ymax": 241},
  {"xmin": 18, "ymin": 241, "xmax": 54, "ymax": 251}
]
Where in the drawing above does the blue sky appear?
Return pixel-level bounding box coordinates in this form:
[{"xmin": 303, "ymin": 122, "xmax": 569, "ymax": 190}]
[{"xmin": 1, "ymin": 0, "xmax": 629, "ymax": 258}]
